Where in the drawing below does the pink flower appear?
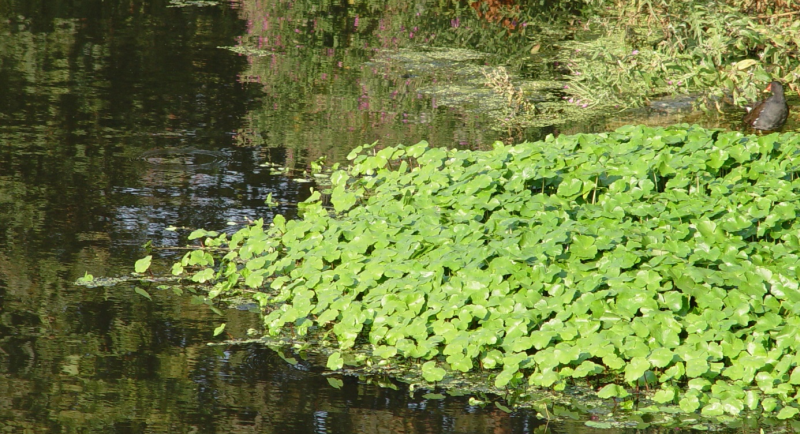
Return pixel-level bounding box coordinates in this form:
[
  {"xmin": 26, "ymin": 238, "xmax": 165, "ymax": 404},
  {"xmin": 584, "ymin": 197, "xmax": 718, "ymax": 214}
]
[{"xmin": 632, "ymin": 50, "xmax": 639, "ymax": 55}]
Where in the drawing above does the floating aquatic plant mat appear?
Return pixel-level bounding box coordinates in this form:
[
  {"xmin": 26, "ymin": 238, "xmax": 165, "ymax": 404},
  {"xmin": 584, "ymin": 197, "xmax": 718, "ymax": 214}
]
[{"xmin": 174, "ymin": 124, "xmax": 800, "ymax": 427}]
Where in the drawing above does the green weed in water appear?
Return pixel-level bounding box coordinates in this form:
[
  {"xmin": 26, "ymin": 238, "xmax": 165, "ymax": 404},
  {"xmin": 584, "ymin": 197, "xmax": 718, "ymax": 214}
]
[{"xmin": 165, "ymin": 124, "xmax": 800, "ymax": 425}]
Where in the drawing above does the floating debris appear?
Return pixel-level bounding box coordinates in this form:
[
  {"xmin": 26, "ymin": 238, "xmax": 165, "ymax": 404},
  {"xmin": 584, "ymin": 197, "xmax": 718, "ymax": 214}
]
[{"xmin": 168, "ymin": 0, "xmax": 220, "ymax": 7}]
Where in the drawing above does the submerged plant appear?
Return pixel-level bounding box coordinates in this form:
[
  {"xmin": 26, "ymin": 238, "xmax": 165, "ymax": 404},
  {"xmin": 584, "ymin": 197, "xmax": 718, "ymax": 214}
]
[{"xmin": 483, "ymin": 66, "xmax": 536, "ymax": 115}]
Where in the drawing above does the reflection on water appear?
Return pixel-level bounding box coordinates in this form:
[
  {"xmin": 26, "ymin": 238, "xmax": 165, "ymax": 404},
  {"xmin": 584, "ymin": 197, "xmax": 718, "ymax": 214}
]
[
  {"xmin": 138, "ymin": 148, "xmax": 227, "ymax": 170},
  {"xmin": 0, "ymin": 0, "xmax": 555, "ymax": 432}
]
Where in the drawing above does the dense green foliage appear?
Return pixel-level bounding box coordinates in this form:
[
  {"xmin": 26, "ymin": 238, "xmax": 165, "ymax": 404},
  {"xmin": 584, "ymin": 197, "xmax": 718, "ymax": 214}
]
[
  {"xmin": 563, "ymin": 0, "xmax": 800, "ymax": 108},
  {"xmin": 176, "ymin": 125, "xmax": 800, "ymax": 421}
]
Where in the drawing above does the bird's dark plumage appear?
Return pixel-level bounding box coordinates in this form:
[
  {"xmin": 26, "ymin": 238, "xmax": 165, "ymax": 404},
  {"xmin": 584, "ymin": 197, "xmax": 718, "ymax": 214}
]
[{"xmin": 743, "ymin": 81, "xmax": 789, "ymax": 131}]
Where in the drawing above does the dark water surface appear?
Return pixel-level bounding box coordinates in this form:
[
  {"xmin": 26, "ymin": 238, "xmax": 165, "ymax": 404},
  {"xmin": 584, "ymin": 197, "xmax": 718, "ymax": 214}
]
[{"xmin": 0, "ymin": 1, "xmax": 745, "ymax": 433}]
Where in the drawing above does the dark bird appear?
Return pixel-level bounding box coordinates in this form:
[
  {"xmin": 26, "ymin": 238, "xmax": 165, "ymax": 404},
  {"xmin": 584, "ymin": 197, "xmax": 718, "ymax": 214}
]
[{"xmin": 743, "ymin": 81, "xmax": 789, "ymax": 131}]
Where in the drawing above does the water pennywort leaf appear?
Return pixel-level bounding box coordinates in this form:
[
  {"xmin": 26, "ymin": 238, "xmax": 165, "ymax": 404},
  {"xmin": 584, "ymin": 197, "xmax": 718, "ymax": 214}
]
[
  {"xmin": 597, "ymin": 384, "xmax": 629, "ymax": 399},
  {"xmin": 327, "ymin": 351, "xmax": 344, "ymax": 371},
  {"xmin": 777, "ymin": 406, "xmax": 800, "ymax": 419},
  {"xmin": 495, "ymin": 402, "xmax": 512, "ymax": 413},
  {"xmin": 653, "ymin": 388, "xmax": 675, "ymax": 404},
  {"xmin": 421, "ymin": 361, "xmax": 446, "ymax": 382},
  {"xmin": 134, "ymin": 255, "xmax": 152, "ymax": 273},
  {"xmin": 213, "ymin": 323, "xmax": 226, "ymax": 337},
  {"xmin": 624, "ymin": 357, "xmax": 651, "ymax": 384},
  {"xmin": 153, "ymin": 126, "xmax": 800, "ymax": 423}
]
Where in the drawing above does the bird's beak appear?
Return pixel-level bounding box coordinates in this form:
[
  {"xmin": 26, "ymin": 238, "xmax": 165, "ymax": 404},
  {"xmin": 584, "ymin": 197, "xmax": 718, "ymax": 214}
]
[{"xmin": 766, "ymin": 83, "xmax": 773, "ymax": 92}]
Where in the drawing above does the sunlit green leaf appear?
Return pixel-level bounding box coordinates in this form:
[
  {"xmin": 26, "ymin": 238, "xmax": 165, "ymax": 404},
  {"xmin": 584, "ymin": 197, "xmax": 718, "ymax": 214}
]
[
  {"xmin": 327, "ymin": 352, "xmax": 344, "ymax": 371},
  {"xmin": 152, "ymin": 126, "xmax": 800, "ymax": 421},
  {"xmin": 421, "ymin": 361, "xmax": 446, "ymax": 382},
  {"xmin": 213, "ymin": 323, "xmax": 226, "ymax": 337},
  {"xmin": 134, "ymin": 256, "xmax": 152, "ymax": 273},
  {"xmin": 597, "ymin": 384, "xmax": 629, "ymax": 399},
  {"xmin": 624, "ymin": 357, "xmax": 650, "ymax": 384},
  {"xmin": 777, "ymin": 406, "xmax": 800, "ymax": 420}
]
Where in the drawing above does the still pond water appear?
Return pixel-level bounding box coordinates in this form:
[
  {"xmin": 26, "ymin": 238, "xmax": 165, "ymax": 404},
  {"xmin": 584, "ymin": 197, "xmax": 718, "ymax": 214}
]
[{"xmin": 0, "ymin": 0, "xmax": 745, "ymax": 432}]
